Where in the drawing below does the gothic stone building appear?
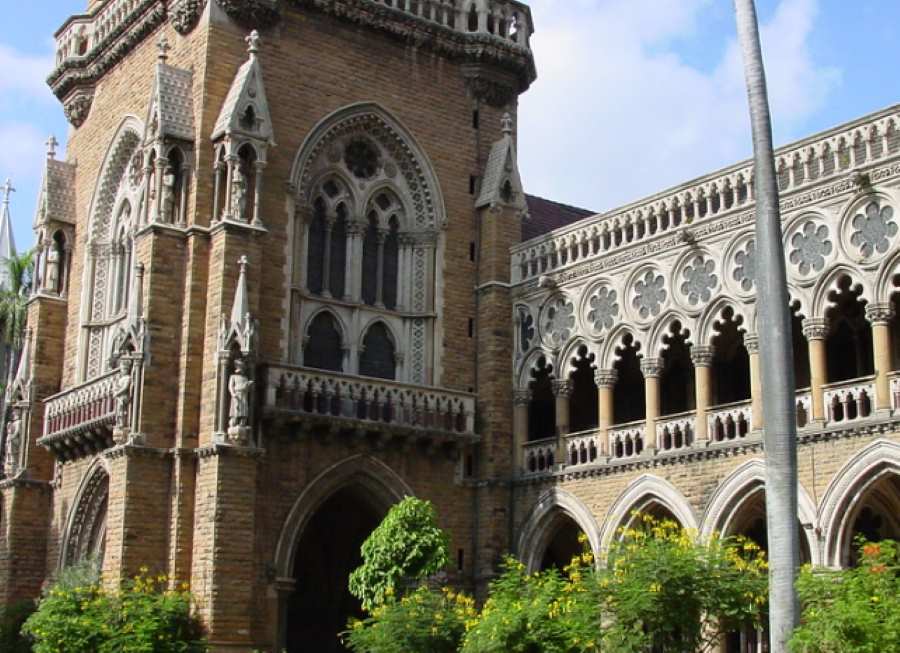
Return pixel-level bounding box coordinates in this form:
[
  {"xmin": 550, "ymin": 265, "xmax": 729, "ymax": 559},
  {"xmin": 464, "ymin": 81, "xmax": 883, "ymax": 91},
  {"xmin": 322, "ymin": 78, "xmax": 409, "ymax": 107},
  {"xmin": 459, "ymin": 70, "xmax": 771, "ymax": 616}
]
[{"xmin": 1, "ymin": 1, "xmax": 899, "ymax": 652}]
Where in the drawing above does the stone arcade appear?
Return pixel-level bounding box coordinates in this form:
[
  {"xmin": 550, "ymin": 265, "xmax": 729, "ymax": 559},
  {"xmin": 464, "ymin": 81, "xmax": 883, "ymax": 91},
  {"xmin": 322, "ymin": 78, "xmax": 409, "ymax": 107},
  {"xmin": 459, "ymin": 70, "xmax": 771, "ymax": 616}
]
[{"xmin": 1, "ymin": 2, "xmax": 899, "ymax": 652}]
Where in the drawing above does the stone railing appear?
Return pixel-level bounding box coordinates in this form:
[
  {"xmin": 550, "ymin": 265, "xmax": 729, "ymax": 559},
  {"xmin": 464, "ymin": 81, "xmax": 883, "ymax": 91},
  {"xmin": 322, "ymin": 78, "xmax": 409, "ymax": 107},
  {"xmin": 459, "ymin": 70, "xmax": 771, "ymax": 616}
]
[
  {"xmin": 708, "ymin": 401, "xmax": 753, "ymax": 442},
  {"xmin": 511, "ymin": 105, "xmax": 900, "ymax": 284},
  {"xmin": 39, "ymin": 370, "xmax": 119, "ymax": 457},
  {"xmin": 657, "ymin": 412, "xmax": 695, "ymax": 452},
  {"xmin": 824, "ymin": 377, "xmax": 875, "ymax": 424},
  {"xmin": 265, "ymin": 365, "xmax": 476, "ymax": 437},
  {"xmin": 796, "ymin": 391, "xmax": 813, "ymax": 428},
  {"xmin": 890, "ymin": 373, "xmax": 900, "ymax": 411},
  {"xmin": 608, "ymin": 421, "xmax": 645, "ymax": 460},
  {"xmin": 55, "ymin": 0, "xmax": 151, "ymax": 67},
  {"xmin": 523, "ymin": 437, "xmax": 556, "ymax": 474},
  {"xmin": 566, "ymin": 429, "xmax": 601, "ymax": 467}
]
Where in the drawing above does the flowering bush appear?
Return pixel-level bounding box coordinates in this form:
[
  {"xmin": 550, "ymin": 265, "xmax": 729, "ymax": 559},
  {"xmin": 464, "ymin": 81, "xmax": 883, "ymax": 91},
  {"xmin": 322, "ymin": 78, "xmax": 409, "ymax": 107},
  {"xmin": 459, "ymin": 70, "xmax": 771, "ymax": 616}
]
[
  {"xmin": 790, "ymin": 539, "xmax": 900, "ymax": 653},
  {"xmin": 344, "ymin": 586, "xmax": 475, "ymax": 653},
  {"xmin": 22, "ymin": 564, "xmax": 206, "ymax": 653},
  {"xmin": 349, "ymin": 497, "xmax": 450, "ymax": 611}
]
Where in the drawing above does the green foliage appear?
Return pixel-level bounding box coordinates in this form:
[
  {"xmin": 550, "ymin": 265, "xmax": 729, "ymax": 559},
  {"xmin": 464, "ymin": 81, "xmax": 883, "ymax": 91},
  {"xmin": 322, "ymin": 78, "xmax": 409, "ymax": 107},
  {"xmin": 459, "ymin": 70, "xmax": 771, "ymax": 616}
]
[
  {"xmin": 790, "ymin": 539, "xmax": 900, "ymax": 653},
  {"xmin": 0, "ymin": 249, "xmax": 34, "ymax": 350},
  {"xmin": 0, "ymin": 599, "xmax": 35, "ymax": 653},
  {"xmin": 460, "ymin": 556, "xmax": 600, "ymax": 653},
  {"xmin": 349, "ymin": 497, "xmax": 450, "ymax": 611},
  {"xmin": 22, "ymin": 563, "xmax": 206, "ymax": 653},
  {"xmin": 344, "ymin": 586, "xmax": 475, "ymax": 653},
  {"xmin": 595, "ymin": 515, "xmax": 769, "ymax": 652}
]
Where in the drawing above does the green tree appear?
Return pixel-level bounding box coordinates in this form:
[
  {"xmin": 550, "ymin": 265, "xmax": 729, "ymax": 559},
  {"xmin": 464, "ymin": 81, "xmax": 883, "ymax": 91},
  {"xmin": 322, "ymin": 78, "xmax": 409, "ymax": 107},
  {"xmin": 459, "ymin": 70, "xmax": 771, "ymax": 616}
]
[
  {"xmin": 0, "ymin": 249, "xmax": 34, "ymax": 351},
  {"xmin": 790, "ymin": 539, "xmax": 900, "ymax": 653},
  {"xmin": 348, "ymin": 497, "xmax": 450, "ymax": 611}
]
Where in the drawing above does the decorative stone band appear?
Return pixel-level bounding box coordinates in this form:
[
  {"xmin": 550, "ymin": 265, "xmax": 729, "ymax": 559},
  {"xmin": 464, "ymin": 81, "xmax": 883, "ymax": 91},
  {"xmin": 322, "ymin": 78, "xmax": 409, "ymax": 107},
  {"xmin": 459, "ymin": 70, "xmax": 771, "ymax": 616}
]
[
  {"xmin": 511, "ymin": 105, "xmax": 900, "ymax": 285},
  {"xmin": 522, "ymin": 437, "xmax": 556, "ymax": 474},
  {"xmin": 656, "ymin": 413, "xmax": 695, "ymax": 451},
  {"xmin": 265, "ymin": 364, "xmax": 477, "ymax": 437},
  {"xmin": 802, "ymin": 317, "xmax": 829, "ymax": 341},
  {"xmin": 607, "ymin": 422, "xmax": 645, "ymax": 460},
  {"xmin": 690, "ymin": 346, "xmax": 715, "ymax": 368},
  {"xmin": 707, "ymin": 401, "xmax": 753, "ymax": 442},
  {"xmin": 565, "ymin": 431, "xmax": 602, "ymax": 468},
  {"xmin": 640, "ymin": 357, "xmax": 664, "ymax": 378},
  {"xmin": 743, "ymin": 334, "xmax": 760, "ymax": 355},
  {"xmin": 594, "ymin": 368, "xmax": 618, "ymax": 388},
  {"xmin": 823, "ymin": 377, "xmax": 876, "ymax": 424},
  {"xmin": 865, "ymin": 302, "xmax": 895, "ymax": 326},
  {"xmin": 39, "ymin": 369, "xmax": 119, "ymax": 461}
]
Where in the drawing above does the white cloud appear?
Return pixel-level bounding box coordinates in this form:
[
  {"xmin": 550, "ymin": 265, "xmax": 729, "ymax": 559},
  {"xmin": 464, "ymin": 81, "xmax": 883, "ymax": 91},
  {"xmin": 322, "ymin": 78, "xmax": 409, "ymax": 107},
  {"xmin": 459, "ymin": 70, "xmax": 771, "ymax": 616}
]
[
  {"xmin": 0, "ymin": 44, "xmax": 55, "ymax": 104},
  {"xmin": 518, "ymin": 0, "xmax": 842, "ymax": 213}
]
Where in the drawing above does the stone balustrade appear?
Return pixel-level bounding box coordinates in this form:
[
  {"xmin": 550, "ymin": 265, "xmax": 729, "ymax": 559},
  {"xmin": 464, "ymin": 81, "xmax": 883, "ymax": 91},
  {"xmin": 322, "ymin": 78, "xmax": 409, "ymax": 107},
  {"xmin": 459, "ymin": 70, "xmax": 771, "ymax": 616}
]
[
  {"xmin": 566, "ymin": 429, "xmax": 600, "ymax": 467},
  {"xmin": 892, "ymin": 373, "xmax": 900, "ymax": 411},
  {"xmin": 55, "ymin": 0, "xmax": 151, "ymax": 67},
  {"xmin": 656, "ymin": 412, "xmax": 695, "ymax": 451},
  {"xmin": 608, "ymin": 421, "xmax": 644, "ymax": 460},
  {"xmin": 265, "ymin": 365, "xmax": 476, "ymax": 438},
  {"xmin": 511, "ymin": 105, "xmax": 900, "ymax": 284},
  {"xmin": 824, "ymin": 377, "xmax": 875, "ymax": 424},
  {"xmin": 523, "ymin": 437, "xmax": 556, "ymax": 474},
  {"xmin": 40, "ymin": 369, "xmax": 119, "ymax": 458},
  {"xmin": 708, "ymin": 401, "xmax": 753, "ymax": 442}
]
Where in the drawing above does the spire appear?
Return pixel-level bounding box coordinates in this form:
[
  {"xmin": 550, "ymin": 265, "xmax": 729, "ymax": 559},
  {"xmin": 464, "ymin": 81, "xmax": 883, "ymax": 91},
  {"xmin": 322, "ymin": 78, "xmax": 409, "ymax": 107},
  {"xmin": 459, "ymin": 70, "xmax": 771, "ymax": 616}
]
[
  {"xmin": 212, "ymin": 31, "xmax": 274, "ymax": 144},
  {"xmin": 157, "ymin": 35, "xmax": 171, "ymax": 63},
  {"xmin": 46, "ymin": 135, "xmax": 59, "ymax": 160},
  {"xmin": 127, "ymin": 262, "xmax": 145, "ymax": 324},
  {"xmin": 0, "ymin": 179, "xmax": 17, "ymax": 292},
  {"xmin": 475, "ymin": 115, "xmax": 527, "ymax": 212},
  {"xmin": 230, "ymin": 256, "xmax": 250, "ymax": 328},
  {"xmin": 12, "ymin": 329, "xmax": 31, "ymax": 385}
]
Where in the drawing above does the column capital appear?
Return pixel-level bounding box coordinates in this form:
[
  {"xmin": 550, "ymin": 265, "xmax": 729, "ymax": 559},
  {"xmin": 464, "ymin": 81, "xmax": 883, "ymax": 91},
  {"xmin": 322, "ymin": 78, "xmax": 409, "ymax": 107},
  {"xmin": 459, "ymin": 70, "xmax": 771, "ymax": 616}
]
[
  {"xmin": 802, "ymin": 317, "xmax": 829, "ymax": 341},
  {"xmin": 690, "ymin": 345, "xmax": 715, "ymax": 367},
  {"xmin": 594, "ymin": 368, "xmax": 618, "ymax": 388},
  {"xmin": 513, "ymin": 389, "xmax": 531, "ymax": 405},
  {"xmin": 552, "ymin": 380, "xmax": 573, "ymax": 398},
  {"xmin": 640, "ymin": 357, "xmax": 664, "ymax": 378},
  {"xmin": 743, "ymin": 334, "xmax": 760, "ymax": 354},
  {"xmin": 865, "ymin": 302, "xmax": 894, "ymax": 326}
]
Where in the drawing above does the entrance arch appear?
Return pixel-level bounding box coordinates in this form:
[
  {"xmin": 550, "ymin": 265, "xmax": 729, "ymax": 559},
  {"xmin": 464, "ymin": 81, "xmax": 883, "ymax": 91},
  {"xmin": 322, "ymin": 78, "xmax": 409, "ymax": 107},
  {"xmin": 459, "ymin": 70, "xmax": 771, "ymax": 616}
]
[
  {"xmin": 274, "ymin": 456, "xmax": 413, "ymax": 652},
  {"xmin": 517, "ymin": 488, "xmax": 600, "ymax": 572}
]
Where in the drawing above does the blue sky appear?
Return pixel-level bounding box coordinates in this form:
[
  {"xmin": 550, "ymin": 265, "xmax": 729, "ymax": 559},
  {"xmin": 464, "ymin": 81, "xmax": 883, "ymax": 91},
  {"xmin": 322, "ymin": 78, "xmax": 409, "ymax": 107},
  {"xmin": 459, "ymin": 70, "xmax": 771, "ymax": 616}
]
[{"xmin": 1, "ymin": 0, "xmax": 899, "ymax": 249}]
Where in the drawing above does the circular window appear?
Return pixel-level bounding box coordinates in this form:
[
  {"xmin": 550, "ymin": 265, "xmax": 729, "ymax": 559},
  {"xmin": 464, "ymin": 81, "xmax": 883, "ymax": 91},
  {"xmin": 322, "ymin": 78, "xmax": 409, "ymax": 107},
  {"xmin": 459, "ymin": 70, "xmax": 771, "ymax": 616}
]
[{"xmin": 344, "ymin": 139, "xmax": 380, "ymax": 179}]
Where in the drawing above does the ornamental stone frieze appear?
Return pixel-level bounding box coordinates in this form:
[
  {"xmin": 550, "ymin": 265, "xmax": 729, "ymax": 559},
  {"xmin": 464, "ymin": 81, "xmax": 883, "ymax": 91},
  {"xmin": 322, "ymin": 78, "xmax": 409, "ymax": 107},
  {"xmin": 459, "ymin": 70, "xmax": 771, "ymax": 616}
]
[
  {"xmin": 216, "ymin": 0, "xmax": 281, "ymax": 29},
  {"xmin": 171, "ymin": 0, "xmax": 207, "ymax": 34},
  {"xmin": 62, "ymin": 90, "xmax": 95, "ymax": 128}
]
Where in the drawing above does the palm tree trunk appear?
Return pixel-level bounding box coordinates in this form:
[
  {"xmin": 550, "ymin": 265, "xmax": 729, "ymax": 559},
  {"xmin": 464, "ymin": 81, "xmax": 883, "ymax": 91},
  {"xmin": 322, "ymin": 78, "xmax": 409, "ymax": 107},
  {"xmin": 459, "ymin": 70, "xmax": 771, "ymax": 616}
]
[{"xmin": 733, "ymin": 1, "xmax": 800, "ymax": 650}]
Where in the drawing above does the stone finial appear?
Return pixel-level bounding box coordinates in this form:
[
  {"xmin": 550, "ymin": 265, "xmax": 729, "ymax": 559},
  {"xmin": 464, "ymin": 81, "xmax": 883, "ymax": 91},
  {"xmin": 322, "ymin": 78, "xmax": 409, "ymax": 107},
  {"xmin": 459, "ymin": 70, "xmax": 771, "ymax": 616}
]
[
  {"xmin": 46, "ymin": 135, "xmax": 59, "ymax": 160},
  {"xmin": 1, "ymin": 179, "xmax": 13, "ymax": 207},
  {"xmin": 231, "ymin": 256, "xmax": 250, "ymax": 328},
  {"xmin": 157, "ymin": 35, "xmax": 171, "ymax": 63},
  {"xmin": 246, "ymin": 30, "xmax": 261, "ymax": 56},
  {"xmin": 501, "ymin": 112, "xmax": 513, "ymax": 136}
]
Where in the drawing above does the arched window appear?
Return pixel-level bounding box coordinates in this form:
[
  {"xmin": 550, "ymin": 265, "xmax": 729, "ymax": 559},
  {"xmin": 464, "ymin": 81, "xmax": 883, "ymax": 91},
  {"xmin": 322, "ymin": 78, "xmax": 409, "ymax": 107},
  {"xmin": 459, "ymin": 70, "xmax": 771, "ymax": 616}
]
[
  {"xmin": 304, "ymin": 312, "xmax": 344, "ymax": 372},
  {"xmin": 825, "ymin": 276, "xmax": 874, "ymax": 383},
  {"xmin": 568, "ymin": 346, "xmax": 598, "ymax": 433},
  {"xmin": 112, "ymin": 203, "xmax": 132, "ymax": 316},
  {"xmin": 329, "ymin": 204, "xmax": 348, "ymax": 299},
  {"xmin": 362, "ymin": 191, "xmax": 403, "ymax": 309},
  {"xmin": 528, "ymin": 357, "xmax": 555, "ymax": 441},
  {"xmin": 307, "ymin": 180, "xmax": 350, "ymax": 299},
  {"xmin": 613, "ymin": 335, "xmax": 645, "ymax": 424},
  {"xmin": 711, "ymin": 309, "xmax": 750, "ymax": 405},
  {"xmin": 162, "ymin": 147, "xmax": 186, "ymax": 224},
  {"xmin": 660, "ymin": 323, "xmax": 695, "ymax": 415},
  {"xmin": 307, "ymin": 198, "xmax": 326, "ymax": 296},
  {"xmin": 359, "ymin": 322, "xmax": 396, "ymax": 380},
  {"xmin": 51, "ymin": 230, "xmax": 69, "ymax": 295},
  {"xmin": 383, "ymin": 217, "xmax": 399, "ymax": 310}
]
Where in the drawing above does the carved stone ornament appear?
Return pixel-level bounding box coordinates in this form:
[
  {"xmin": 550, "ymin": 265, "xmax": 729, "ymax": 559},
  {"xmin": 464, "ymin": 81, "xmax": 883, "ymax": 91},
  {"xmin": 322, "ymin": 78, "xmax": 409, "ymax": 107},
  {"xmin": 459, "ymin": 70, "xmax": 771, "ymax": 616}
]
[
  {"xmin": 64, "ymin": 91, "xmax": 95, "ymax": 128},
  {"xmin": 216, "ymin": 0, "xmax": 281, "ymax": 29},
  {"xmin": 112, "ymin": 358, "xmax": 134, "ymax": 444},
  {"xmin": 3, "ymin": 406, "xmax": 23, "ymax": 477},
  {"xmin": 733, "ymin": 240, "xmax": 756, "ymax": 292},
  {"xmin": 541, "ymin": 296, "xmax": 575, "ymax": 349},
  {"xmin": 464, "ymin": 74, "xmax": 517, "ymax": 108},
  {"xmin": 850, "ymin": 201, "xmax": 897, "ymax": 258},
  {"xmin": 587, "ymin": 286, "xmax": 619, "ymax": 335},
  {"xmin": 632, "ymin": 270, "xmax": 667, "ymax": 320},
  {"xmin": 789, "ymin": 221, "xmax": 832, "ymax": 275},
  {"xmin": 680, "ymin": 255, "xmax": 718, "ymax": 307},
  {"xmin": 171, "ymin": 0, "xmax": 206, "ymax": 34},
  {"xmin": 516, "ymin": 305, "xmax": 535, "ymax": 353}
]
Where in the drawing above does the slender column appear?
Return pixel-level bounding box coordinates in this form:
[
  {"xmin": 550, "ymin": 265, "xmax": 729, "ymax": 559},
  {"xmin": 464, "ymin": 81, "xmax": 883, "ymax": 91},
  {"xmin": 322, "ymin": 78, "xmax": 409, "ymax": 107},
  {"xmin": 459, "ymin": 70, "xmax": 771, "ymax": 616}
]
[
  {"xmin": 178, "ymin": 164, "xmax": 190, "ymax": 226},
  {"xmin": 692, "ymin": 346, "xmax": 715, "ymax": 445},
  {"xmin": 641, "ymin": 358, "xmax": 663, "ymax": 454},
  {"xmin": 212, "ymin": 160, "xmax": 223, "ymax": 222},
  {"xmin": 745, "ymin": 335, "xmax": 763, "ymax": 430},
  {"xmin": 552, "ymin": 380, "xmax": 572, "ymax": 462},
  {"xmin": 866, "ymin": 303, "xmax": 894, "ymax": 411},
  {"xmin": 252, "ymin": 160, "xmax": 265, "ymax": 227},
  {"xmin": 803, "ymin": 318, "xmax": 829, "ymax": 421},
  {"xmin": 223, "ymin": 155, "xmax": 237, "ymax": 220},
  {"xmin": 374, "ymin": 228, "xmax": 388, "ymax": 308},
  {"xmin": 595, "ymin": 369, "xmax": 617, "ymax": 456},
  {"xmin": 343, "ymin": 221, "xmax": 360, "ymax": 302},
  {"xmin": 513, "ymin": 390, "xmax": 530, "ymax": 471},
  {"xmin": 321, "ymin": 211, "xmax": 335, "ymax": 298},
  {"xmin": 153, "ymin": 156, "xmax": 167, "ymax": 223},
  {"xmin": 141, "ymin": 160, "xmax": 154, "ymax": 225}
]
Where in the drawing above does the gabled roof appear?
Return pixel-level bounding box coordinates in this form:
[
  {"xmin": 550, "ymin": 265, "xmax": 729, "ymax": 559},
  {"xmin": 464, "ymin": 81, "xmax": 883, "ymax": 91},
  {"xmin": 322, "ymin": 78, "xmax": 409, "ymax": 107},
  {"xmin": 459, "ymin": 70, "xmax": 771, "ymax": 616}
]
[
  {"xmin": 522, "ymin": 195, "xmax": 595, "ymax": 242},
  {"xmin": 33, "ymin": 156, "xmax": 77, "ymax": 229},
  {"xmin": 212, "ymin": 31, "xmax": 273, "ymax": 144},
  {"xmin": 476, "ymin": 113, "xmax": 527, "ymax": 212},
  {"xmin": 146, "ymin": 59, "xmax": 195, "ymax": 142}
]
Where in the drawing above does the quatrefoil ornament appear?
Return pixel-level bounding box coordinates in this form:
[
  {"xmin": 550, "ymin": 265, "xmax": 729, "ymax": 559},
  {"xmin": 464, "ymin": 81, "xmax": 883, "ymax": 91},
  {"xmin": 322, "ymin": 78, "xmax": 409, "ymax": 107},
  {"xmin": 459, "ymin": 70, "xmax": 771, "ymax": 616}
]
[{"xmin": 851, "ymin": 201, "xmax": 897, "ymax": 258}]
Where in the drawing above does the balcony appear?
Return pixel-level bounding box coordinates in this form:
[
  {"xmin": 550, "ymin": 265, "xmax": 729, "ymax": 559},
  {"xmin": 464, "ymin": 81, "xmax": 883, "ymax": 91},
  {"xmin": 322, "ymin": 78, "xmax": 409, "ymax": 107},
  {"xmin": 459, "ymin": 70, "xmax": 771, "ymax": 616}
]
[
  {"xmin": 823, "ymin": 376, "xmax": 875, "ymax": 424},
  {"xmin": 708, "ymin": 400, "xmax": 753, "ymax": 442},
  {"xmin": 264, "ymin": 365, "xmax": 477, "ymax": 445},
  {"xmin": 39, "ymin": 370, "xmax": 118, "ymax": 461}
]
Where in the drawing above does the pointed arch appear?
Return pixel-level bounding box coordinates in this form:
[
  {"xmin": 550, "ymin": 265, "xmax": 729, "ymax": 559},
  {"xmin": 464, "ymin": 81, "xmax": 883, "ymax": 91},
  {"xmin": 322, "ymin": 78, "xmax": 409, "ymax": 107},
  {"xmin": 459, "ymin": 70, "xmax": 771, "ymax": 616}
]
[
  {"xmin": 517, "ymin": 488, "xmax": 601, "ymax": 572},
  {"xmin": 646, "ymin": 309, "xmax": 694, "ymax": 359},
  {"xmin": 819, "ymin": 439, "xmax": 900, "ymax": 567},
  {"xmin": 598, "ymin": 475, "xmax": 698, "ymax": 553},
  {"xmin": 697, "ymin": 297, "xmax": 748, "ymax": 347},
  {"xmin": 811, "ymin": 265, "xmax": 873, "ymax": 319},
  {"xmin": 516, "ymin": 348, "xmax": 555, "ymax": 392},
  {"xmin": 303, "ymin": 309, "xmax": 346, "ymax": 372},
  {"xmin": 359, "ymin": 320, "xmax": 398, "ymax": 380},
  {"xmin": 599, "ymin": 323, "xmax": 643, "ymax": 370},
  {"xmin": 273, "ymin": 454, "xmax": 414, "ymax": 579},
  {"xmin": 557, "ymin": 338, "xmax": 597, "ymax": 380},
  {"xmin": 59, "ymin": 457, "xmax": 110, "ymax": 569},
  {"xmin": 875, "ymin": 246, "xmax": 900, "ymax": 304}
]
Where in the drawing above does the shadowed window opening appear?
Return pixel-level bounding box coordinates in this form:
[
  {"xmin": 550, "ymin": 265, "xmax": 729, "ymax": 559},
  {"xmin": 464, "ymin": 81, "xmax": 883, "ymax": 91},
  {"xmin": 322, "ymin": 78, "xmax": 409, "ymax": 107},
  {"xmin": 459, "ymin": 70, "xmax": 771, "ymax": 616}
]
[
  {"xmin": 304, "ymin": 313, "xmax": 343, "ymax": 372},
  {"xmin": 825, "ymin": 276, "xmax": 873, "ymax": 383},
  {"xmin": 613, "ymin": 335, "xmax": 645, "ymax": 424},
  {"xmin": 539, "ymin": 514, "xmax": 585, "ymax": 571},
  {"xmin": 528, "ymin": 357, "xmax": 555, "ymax": 441},
  {"xmin": 712, "ymin": 308, "xmax": 751, "ymax": 405},
  {"xmin": 660, "ymin": 323, "xmax": 695, "ymax": 416},
  {"xmin": 569, "ymin": 346, "xmax": 598, "ymax": 433},
  {"xmin": 792, "ymin": 303, "xmax": 811, "ymax": 389},
  {"xmin": 359, "ymin": 323, "xmax": 396, "ymax": 380}
]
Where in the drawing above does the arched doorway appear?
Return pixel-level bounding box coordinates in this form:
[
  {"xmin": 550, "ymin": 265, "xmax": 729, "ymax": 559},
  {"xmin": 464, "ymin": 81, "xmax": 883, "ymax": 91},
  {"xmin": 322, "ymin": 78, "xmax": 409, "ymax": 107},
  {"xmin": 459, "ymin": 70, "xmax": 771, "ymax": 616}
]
[
  {"xmin": 285, "ymin": 485, "xmax": 383, "ymax": 652},
  {"xmin": 61, "ymin": 462, "xmax": 109, "ymax": 569},
  {"xmin": 539, "ymin": 512, "xmax": 586, "ymax": 571},
  {"xmin": 834, "ymin": 471, "xmax": 900, "ymax": 567}
]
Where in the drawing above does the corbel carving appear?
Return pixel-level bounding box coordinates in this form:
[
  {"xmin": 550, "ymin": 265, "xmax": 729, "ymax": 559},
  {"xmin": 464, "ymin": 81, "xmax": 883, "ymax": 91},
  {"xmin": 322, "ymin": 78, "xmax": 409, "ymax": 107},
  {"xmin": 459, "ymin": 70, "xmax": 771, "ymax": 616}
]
[
  {"xmin": 171, "ymin": 0, "xmax": 207, "ymax": 34},
  {"xmin": 216, "ymin": 0, "xmax": 281, "ymax": 29}
]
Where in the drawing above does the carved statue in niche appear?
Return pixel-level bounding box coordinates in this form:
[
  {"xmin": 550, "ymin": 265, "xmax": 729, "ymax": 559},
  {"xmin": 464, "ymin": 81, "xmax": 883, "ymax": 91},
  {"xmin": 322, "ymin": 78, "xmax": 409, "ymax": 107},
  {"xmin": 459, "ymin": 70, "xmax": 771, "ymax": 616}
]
[
  {"xmin": 227, "ymin": 357, "xmax": 253, "ymax": 444},
  {"xmin": 231, "ymin": 165, "xmax": 248, "ymax": 222},
  {"xmin": 113, "ymin": 358, "xmax": 133, "ymax": 442},
  {"xmin": 3, "ymin": 406, "xmax": 22, "ymax": 476},
  {"xmin": 161, "ymin": 164, "xmax": 176, "ymax": 223},
  {"xmin": 46, "ymin": 244, "xmax": 60, "ymax": 293}
]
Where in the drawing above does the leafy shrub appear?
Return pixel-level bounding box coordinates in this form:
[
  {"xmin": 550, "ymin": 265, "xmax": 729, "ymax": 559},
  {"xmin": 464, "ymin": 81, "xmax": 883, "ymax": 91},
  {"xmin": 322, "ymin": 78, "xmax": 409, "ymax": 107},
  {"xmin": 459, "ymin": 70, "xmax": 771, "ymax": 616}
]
[
  {"xmin": 344, "ymin": 586, "xmax": 475, "ymax": 653},
  {"xmin": 22, "ymin": 564, "xmax": 206, "ymax": 653},
  {"xmin": 0, "ymin": 599, "xmax": 36, "ymax": 653},
  {"xmin": 790, "ymin": 539, "xmax": 900, "ymax": 653},
  {"xmin": 349, "ymin": 497, "xmax": 450, "ymax": 611}
]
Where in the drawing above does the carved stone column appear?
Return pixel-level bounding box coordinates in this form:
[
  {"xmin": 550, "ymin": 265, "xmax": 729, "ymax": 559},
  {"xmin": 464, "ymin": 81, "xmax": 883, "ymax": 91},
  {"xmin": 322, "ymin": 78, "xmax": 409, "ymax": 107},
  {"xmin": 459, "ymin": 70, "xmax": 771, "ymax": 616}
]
[
  {"xmin": 552, "ymin": 379, "xmax": 572, "ymax": 462},
  {"xmin": 513, "ymin": 390, "xmax": 530, "ymax": 471},
  {"xmin": 691, "ymin": 346, "xmax": 715, "ymax": 445},
  {"xmin": 744, "ymin": 335, "xmax": 763, "ymax": 430},
  {"xmin": 641, "ymin": 358, "xmax": 663, "ymax": 454},
  {"xmin": 803, "ymin": 318, "xmax": 829, "ymax": 422},
  {"xmin": 594, "ymin": 369, "xmax": 618, "ymax": 456},
  {"xmin": 866, "ymin": 303, "xmax": 894, "ymax": 411}
]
